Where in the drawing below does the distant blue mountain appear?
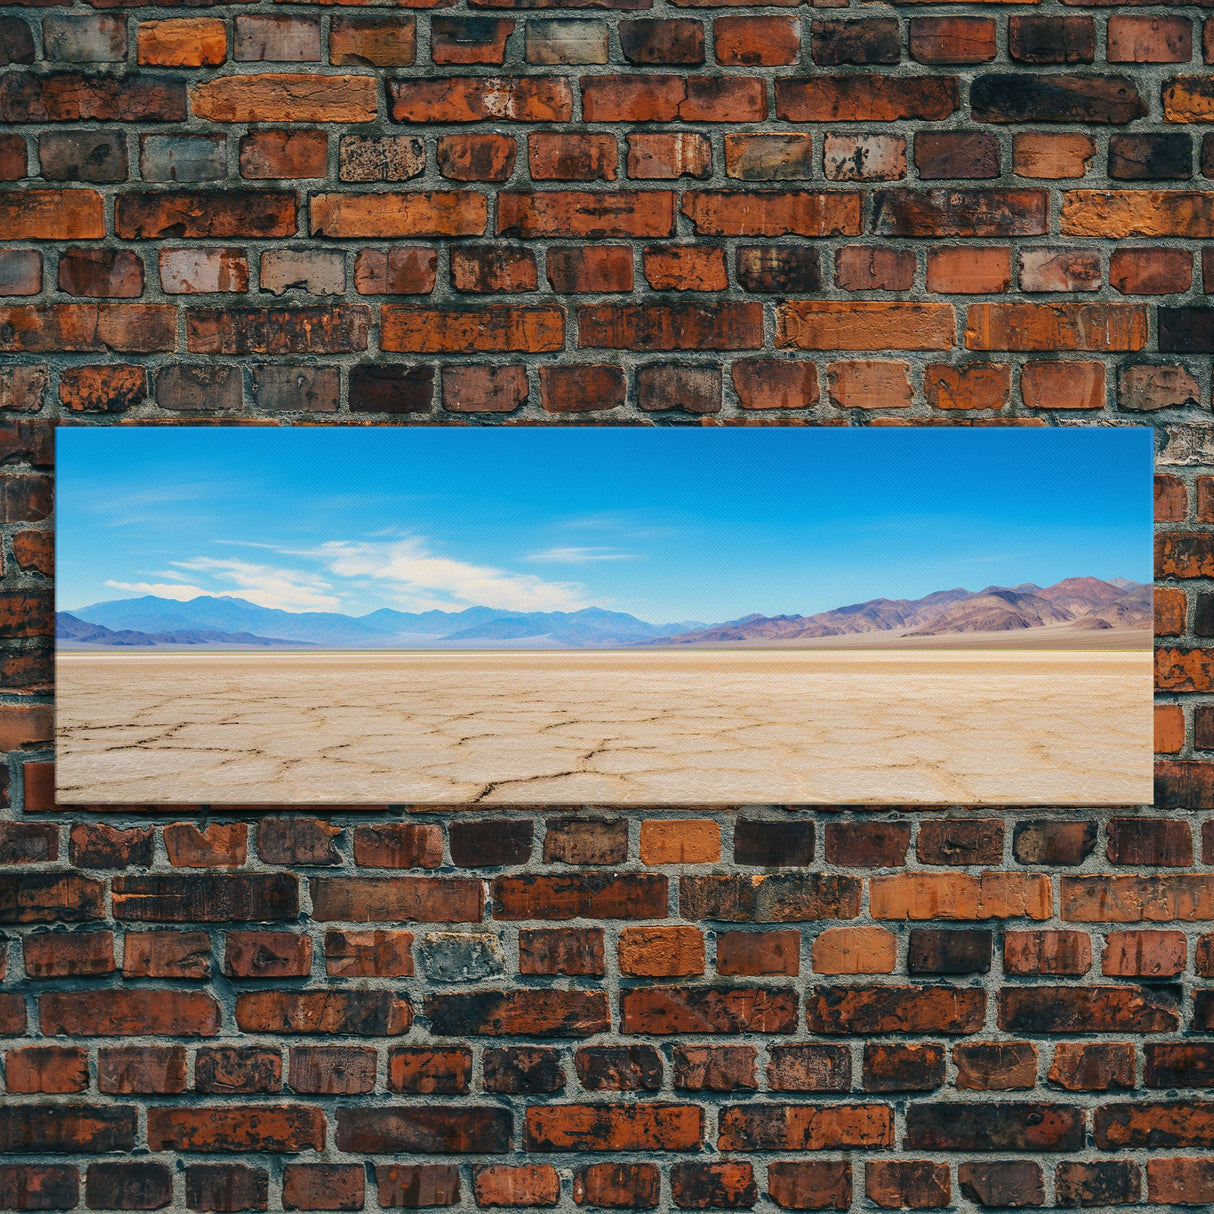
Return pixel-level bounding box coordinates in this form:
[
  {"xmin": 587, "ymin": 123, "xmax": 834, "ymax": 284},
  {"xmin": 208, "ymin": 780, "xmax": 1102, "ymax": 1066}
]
[{"xmin": 65, "ymin": 595, "xmax": 709, "ymax": 650}]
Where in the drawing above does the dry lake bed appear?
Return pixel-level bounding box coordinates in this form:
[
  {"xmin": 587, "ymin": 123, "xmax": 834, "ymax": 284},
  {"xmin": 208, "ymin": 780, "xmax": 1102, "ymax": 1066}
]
[{"xmin": 55, "ymin": 647, "xmax": 1153, "ymax": 806}]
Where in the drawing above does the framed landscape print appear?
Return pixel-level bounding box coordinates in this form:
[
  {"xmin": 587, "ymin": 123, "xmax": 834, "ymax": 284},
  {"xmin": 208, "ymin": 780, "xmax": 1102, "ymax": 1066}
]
[{"xmin": 55, "ymin": 425, "xmax": 1153, "ymax": 806}]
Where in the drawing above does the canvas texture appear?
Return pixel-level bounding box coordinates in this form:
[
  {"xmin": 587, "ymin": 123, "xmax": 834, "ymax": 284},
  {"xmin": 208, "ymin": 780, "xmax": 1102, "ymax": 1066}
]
[{"xmin": 2, "ymin": 0, "xmax": 1214, "ymax": 1209}]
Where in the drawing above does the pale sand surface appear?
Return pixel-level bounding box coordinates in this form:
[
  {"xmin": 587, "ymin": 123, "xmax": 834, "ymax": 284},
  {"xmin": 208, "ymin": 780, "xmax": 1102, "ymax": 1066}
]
[{"xmin": 55, "ymin": 649, "xmax": 1153, "ymax": 806}]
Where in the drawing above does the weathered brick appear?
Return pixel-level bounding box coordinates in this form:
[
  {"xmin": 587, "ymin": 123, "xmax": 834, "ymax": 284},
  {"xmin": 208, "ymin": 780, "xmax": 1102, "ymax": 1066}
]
[
  {"xmin": 526, "ymin": 1104, "xmax": 703, "ymax": 1152},
  {"xmin": 776, "ymin": 76, "xmax": 956, "ymax": 122},
  {"xmin": 1049, "ymin": 1042, "xmax": 1135, "ymax": 1092},
  {"xmin": 719, "ymin": 1104, "xmax": 892, "ymax": 1152},
  {"xmin": 906, "ymin": 1104, "xmax": 1083, "ymax": 1153},
  {"xmin": 806, "ymin": 986, "xmax": 985, "ymax": 1035}
]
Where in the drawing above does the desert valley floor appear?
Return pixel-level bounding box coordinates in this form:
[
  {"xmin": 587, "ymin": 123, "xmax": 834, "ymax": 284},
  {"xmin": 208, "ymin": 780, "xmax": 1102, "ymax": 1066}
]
[{"xmin": 55, "ymin": 643, "xmax": 1153, "ymax": 806}]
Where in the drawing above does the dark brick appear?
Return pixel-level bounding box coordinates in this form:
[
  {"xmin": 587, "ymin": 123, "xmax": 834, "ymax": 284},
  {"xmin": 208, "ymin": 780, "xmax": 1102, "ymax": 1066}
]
[
  {"xmin": 733, "ymin": 819, "xmax": 814, "ymax": 867},
  {"xmin": 907, "ymin": 929, "xmax": 992, "ymax": 974},
  {"xmin": 449, "ymin": 819, "xmax": 532, "ymax": 867},
  {"xmin": 1109, "ymin": 133, "xmax": 1192, "ymax": 181}
]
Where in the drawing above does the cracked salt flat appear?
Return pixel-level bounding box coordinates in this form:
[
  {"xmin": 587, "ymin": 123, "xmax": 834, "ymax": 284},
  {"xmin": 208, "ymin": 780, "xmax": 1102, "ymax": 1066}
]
[{"xmin": 55, "ymin": 649, "xmax": 1153, "ymax": 806}]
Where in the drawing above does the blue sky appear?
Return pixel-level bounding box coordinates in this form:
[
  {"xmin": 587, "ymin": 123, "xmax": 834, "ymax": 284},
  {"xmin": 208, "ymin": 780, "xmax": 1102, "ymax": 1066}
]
[{"xmin": 56, "ymin": 427, "xmax": 1153, "ymax": 625}]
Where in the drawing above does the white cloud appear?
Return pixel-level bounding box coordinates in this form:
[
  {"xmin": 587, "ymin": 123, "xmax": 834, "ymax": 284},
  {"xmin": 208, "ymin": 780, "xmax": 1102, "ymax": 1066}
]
[
  {"xmin": 171, "ymin": 557, "xmax": 342, "ymax": 612},
  {"xmin": 524, "ymin": 547, "xmax": 637, "ymax": 564},
  {"xmin": 313, "ymin": 538, "xmax": 590, "ymax": 613},
  {"xmin": 105, "ymin": 581, "xmax": 208, "ymax": 602}
]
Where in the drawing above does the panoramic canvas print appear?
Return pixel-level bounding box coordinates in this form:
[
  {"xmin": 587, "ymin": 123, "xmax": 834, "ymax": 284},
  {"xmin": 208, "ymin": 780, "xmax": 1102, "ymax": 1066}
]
[{"xmin": 55, "ymin": 426, "xmax": 1153, "ymax": 806}]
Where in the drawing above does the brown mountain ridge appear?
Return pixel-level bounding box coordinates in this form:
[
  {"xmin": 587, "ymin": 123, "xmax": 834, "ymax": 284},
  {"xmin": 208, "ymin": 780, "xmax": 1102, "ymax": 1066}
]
[{"xmin": 645, "ymin": 577, "xmax": 1151, "ymax": 646}]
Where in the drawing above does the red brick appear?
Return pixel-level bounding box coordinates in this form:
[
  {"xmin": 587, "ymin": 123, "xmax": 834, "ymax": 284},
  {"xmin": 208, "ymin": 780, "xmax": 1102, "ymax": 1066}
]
[
  {"xmin": 875, "ymin": 189, "xmax": 1047, "ymax": 238},
  {"xmin": 835, "ymin": 247, "xmax": 914, "ymax": 292},
  {"xmin": 926, "ymin": 246, "xmax": 1011, "ymax": 294},
  {"xmin": 767, "ymin": 1162, "xmax": 851, "ymax": 1211},
  {"xmin": 1000, "ymin": 985, "xmax": 1179, "ymax": 1033},
  {"xmin": 117, "ymin": 190, "xmax": 296, "ymax": 239},
  {"xmin": 528, "ymin": 131, "xmax": 616, "ymax": 181},
  {"xmin": 375, "ymin": 1165, "xmax": 460, "ymax": 1209},
  {"xmin": 683, "ymin": 190, "xmax": 860, "ymax": 237},
  {"xmin": 390, "ymin": 76, "xmax": 571, "ymax": 123},
  {"xmin": 58, "ymin": 364, "xmax": 147, "ymax": 413},
  {"xmin": 812, "ymin": 927, "xmax": 897, "ymax": 975},
  {"xmin": 436, "ymin": 133, "xmax": 516, "ymax": 182},
  {"xmin": 23, "ymin": 929, "xmax": 114, "ymax": 977},
  {"xmin": 636, "ymin": 364, "xmax": 721, "ymax": 414},
  {"xmin": 325, "ymin": 929, "xmax": 414, "ymax": 977},
  {"xmin": 670, "ymin": 1162, "xmax": 756, "ymax": 1210},
  {"xmin": 0, "ymin": 304, "xmax": 175, "ymax": 353},
  {"xmin": 124, "ymin": 929, "xmax": 210, "ymax": 979},
  {"xmin": 388, "ymin": 1047, "xmax": 471, "ymax": 1094},
  {"xmin": 500, "ymin": 190, "xmax": 673, "ymax": 238},
  {"xmin": 806, "ymin": 986, "xmax": 985, "ymax": 1035},
  {"xmin": 526, "ymin": 1104, "xmax": 702, "ymax": 1152},
  {"xmin": 282, "ymin": 1165, "xmax": 363, "ymax": 1212},
  {"xmin": 924, "ymin": 362, "xmax": 1010, "ymax": 411},
  {"xmin": 164, "ymin": 821, "xmax": 247, "ymax": 867},
  {"xmin": 289, "ymin": 1046, "xmax": 375, "ymax": 1096},
  {"xmin": 1155, "ymin": 703, "xmax": 1186, "ymax": 753},
  {"xmin": 1013, "ymin": 133, "xmax": 1096, "ymax": 180},
  {"xmin": 239, "ymin": 130, "xmax": 327, "ymax": 179},
  {"xmin": 443, "ymin": 365, "xmax": 528, "ymax": 414},
  {"xmin": 427, "ymin": 989, "xmax": 608, "ymax": 1038},
  {"xmin": 618, "ymin": 925, "xmax": 705, "ymax": 977},
  {"xmin": 311, "ymin": 192, "xmax": 486, "ymax": 238},
  {"xmin": 149, "ymin": 1105, "xmax": 323, "ymax": 1153},
  {"xmin": 518, "ymin": 927, "xmax": 605, "ymax": 976},
  {"xmin": 225, "ymin": 931, "xmax": 313, "ymax": 978},
  {"xmin": 863, "ymin": 1043, "xmax": 946, "ymax": 1093},
  {"xmin": 916, "ymin": 131, "xmax": 999, "ymax": 180},
  {"xmin": 767, "ymin": 1044, "xmax": 850, "ymax": 1092},
  {"xmin": 40, "ymin": 989, "xmax": 220, "ymax": 1037},
  {"xmin": 643, "ymin": 245, "xmax": 727, "ymax": 292},
  {"xmin": 353, "ymin": 823, "xmax": 443, "ymax": 868},
  {"xmin": 822, "ymin": 134, "xmax": 905, "ymax": 185},
  {"xmin": 0, "ymin": 71, "xmax": 185, "ymax": 123},
  {"xmin": 196, "ymin": 1046, "xmax": 282, "ymax": 1095},
  {"xmin": 619, "ymin": 18, "xmax": 702, "ymax": 66},
  {"xmin": 337, "ymin": 1107, "xmax": 509, "ymax": 1155},
  {"xmin": 732, "ymin": 361, "xmax": 818, "ymax": 410},
  {"xmin": 777, "ymin": 302, "xmax": 955, "ymax": 351},
  {"xmin": 573, "ymin": 1162, "xmax": 659, "ymax": 1209},
  {"xmin": 622, "ymin": 986, "xmax": 796, "ymax": 1035},
  {"xmin": 865, "ymin": 1161, "xmax": 950, "ymax": 1210},
  {"xmin": 966, "ymin": 302, "xmax": 1147, "ymax": 351},
  {"xmin": 185, "ymin": 1164, "xmax": 268, "ymax": 1213},
  {"xmin": 539, "ymin": 364, "xmax": 625, "ymax": 413},
  {"xmin": 353, "ymin": 246, "xmax": 437, "ymax": 295},
  {"xmin": 330, "ymin": 15, "xmax": 415, "ymax": 66},
  {"xmin": 1048, "ymin": 1042, "xmax": 1135, "ymax": 1092},
  {"xmin": 380, "ymin": 305, "xmax": 562, "ymax": 353},
  {"xmin": 432, "ymin": 16, "xmax": 511, "ymax": 64},
  {"xmin": 138, "ymin": 18, "xmax": 227, "ymax": 66},
  {"xmin": 5, "ymin": 1045, "xmax": 88, "ymax": 1094},
  {"xmin": 776, "ymin": 76, "xmax": 957, "ymax": 122},
  {"xmin": 714, "ymin": 16, "xmax": 799, "ymax": 65},
  {"xmin": 235, "ymin": 990, "xmax": 411, "ymax": 1035},
  {"xmin": 579, "ymin": 302, "xmax": 761, "ymax": 351},
  {"xmin": 719, "ymin": 1104, "xmax": 892, "ymax": 1151},
  {"xmin": 193, "ymin": 73, "xmax": 374, "ymax": 122},
  {"xmin": 1110, "ymin": 247, "xmax": 1192, "ymax": 295},
  {"xmin": 474, "ymin": 1165, "xmax": 560, "ymax": 1209},
  {"xmin": 546, "ymin": 246, "xmax": 633, "ymax": 293},
  {"xmin": 717, "ymin": 930, "xmax": 800, "ymax": 977},
  {"xmin": 1148, "ymin": 1159, "xmax": 1214, "ymax": 1205},
  {"xmin": 627, "ymin": 132, "xmax": 711, "ymax": 180},
  {"xmin": 1020, "ymin": 360, "xmax": 1105, "ymax": 410},
  {"xmin": 827, "ymin": 360, "xmax": 912, "ymax": 409},
  {"xmin": 909, "ymin": 17, "xmax": 996, "ymax": 64}
]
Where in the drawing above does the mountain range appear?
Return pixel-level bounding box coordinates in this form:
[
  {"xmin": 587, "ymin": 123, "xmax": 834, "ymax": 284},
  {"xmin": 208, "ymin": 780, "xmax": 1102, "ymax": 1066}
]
[
  {"xmin": 645, "ymin": 577, "xmax": 1150, "ymax": 645},
  {"xmin": 58, "ymin": 577, "xmax": 1149, "ymax": 650}
]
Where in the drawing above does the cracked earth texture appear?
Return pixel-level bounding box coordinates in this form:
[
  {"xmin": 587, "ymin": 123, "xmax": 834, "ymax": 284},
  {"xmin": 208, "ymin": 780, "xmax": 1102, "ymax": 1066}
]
[{"xmin": 56, "ymin": 649, "xmax": 1152, "ymax": 806}]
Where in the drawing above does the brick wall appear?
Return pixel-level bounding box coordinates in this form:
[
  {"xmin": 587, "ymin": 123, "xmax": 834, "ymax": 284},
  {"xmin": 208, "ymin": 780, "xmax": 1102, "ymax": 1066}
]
[{"xmin": 4, "ymin": 0, "xmax": 1214, "ymax": 1209}]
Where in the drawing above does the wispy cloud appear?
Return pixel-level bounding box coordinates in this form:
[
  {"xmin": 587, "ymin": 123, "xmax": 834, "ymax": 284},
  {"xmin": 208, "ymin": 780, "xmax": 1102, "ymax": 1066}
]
[
  {"xmin": 312, "ymin": 538, "xmax": 590, "ymax": 613},
  {"xmin": 524, "ymin": 547, "xmax": 638, "ymax": 564},
  {"xmin": 104, "ymin": 581, "xmax": 208, "ymax": 602},
  {"xmin": 171, "ymin": 557, "xmax": 341, "ymax": 612}
]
